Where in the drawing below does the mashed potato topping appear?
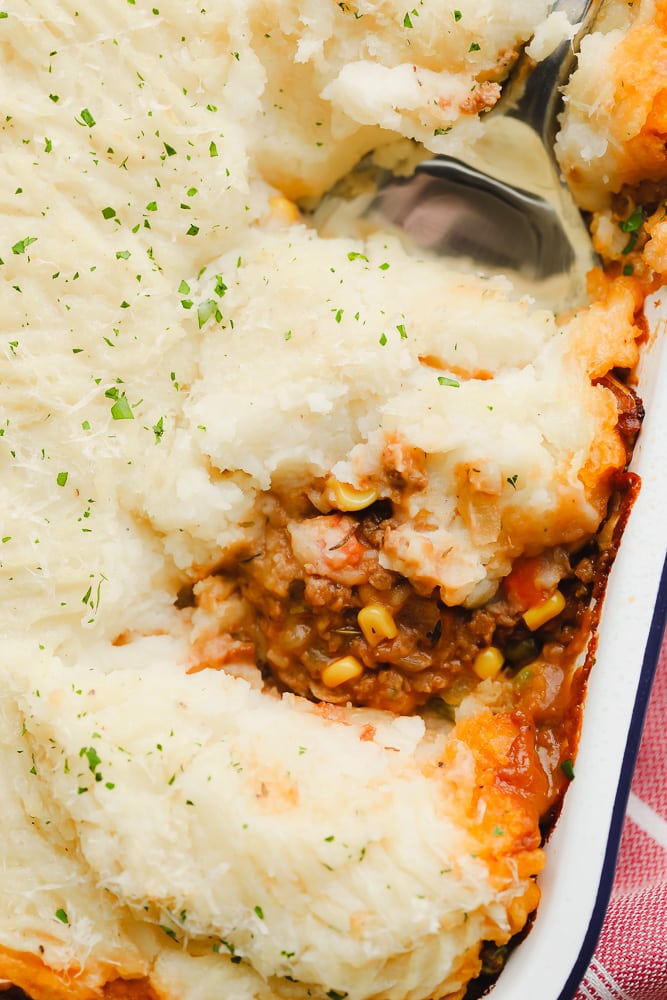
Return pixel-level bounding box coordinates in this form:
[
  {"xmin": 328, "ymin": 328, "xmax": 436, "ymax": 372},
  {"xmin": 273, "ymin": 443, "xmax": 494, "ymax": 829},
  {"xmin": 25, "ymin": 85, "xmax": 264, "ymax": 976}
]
[
  {"xmin": 0, "ymin": 2, "xmax": 655, "ymax": 999},
  {"xmin": 557, "ymin": 0, "xmax": 667, "ymax": 211}
]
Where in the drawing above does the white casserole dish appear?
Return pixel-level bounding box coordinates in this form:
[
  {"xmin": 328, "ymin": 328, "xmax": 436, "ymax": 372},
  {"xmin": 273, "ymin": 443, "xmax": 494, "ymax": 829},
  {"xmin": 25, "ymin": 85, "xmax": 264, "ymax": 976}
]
[{"xmin": 488, "ymin": 293, "xmax": 667, "ymax": 998}]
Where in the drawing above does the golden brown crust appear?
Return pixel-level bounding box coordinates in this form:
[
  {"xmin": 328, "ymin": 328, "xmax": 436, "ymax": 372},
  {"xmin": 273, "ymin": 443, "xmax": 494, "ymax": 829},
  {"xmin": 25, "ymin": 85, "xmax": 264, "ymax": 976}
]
[
  {"xmin": 102, "ymin": 982, "xmax": 158, "ymax": 1000},
  {"xmin": 606, "ymin": 4, "xmax": 667, "ymax": 192},
  {"xmin": 563, "ymin": 2, "xmax": 667, "ymax": 205},
  {"xmin": 0, "ymin": 947, "xmax": 156, "ymax": 1000}
]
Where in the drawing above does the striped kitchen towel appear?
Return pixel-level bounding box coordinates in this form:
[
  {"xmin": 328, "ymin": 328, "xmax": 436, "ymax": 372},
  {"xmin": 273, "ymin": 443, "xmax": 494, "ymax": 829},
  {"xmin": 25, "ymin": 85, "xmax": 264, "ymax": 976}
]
[{"xmin": 576, "ymin": 634, "xmax": 667, "ymax": 999}]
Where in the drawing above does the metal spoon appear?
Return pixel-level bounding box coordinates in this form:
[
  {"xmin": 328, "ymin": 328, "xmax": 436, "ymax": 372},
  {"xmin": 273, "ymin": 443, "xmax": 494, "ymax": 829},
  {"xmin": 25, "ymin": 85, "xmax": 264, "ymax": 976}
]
[{"xmin": 313, "ymin": 0, "xmax": 603, "ymax": 309}]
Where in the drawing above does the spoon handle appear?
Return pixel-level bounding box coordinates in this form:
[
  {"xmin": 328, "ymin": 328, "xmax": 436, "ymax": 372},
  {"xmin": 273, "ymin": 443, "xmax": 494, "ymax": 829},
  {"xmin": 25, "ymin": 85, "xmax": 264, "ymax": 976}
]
[{"xmin": 503, "ymin": 0, "xmax": 605, "ymax": 147}]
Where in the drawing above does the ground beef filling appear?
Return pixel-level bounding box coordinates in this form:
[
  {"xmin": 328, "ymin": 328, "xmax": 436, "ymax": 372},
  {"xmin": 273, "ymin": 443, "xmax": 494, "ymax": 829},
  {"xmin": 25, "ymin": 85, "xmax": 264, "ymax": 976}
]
[{"xmin": 185, "ymin": 494, "xmax": 602, "ymax": 716}]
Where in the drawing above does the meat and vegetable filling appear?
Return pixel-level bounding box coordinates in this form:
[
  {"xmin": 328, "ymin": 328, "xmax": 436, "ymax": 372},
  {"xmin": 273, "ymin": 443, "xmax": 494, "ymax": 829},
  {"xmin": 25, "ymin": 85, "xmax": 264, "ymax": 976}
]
[
  {"xmin": 183, "ymin": 488, "xmax": 634, "ymax": 735},
  {"xmin": 227, "ymin": 502, "xmax": 590, "ymax": 714}
]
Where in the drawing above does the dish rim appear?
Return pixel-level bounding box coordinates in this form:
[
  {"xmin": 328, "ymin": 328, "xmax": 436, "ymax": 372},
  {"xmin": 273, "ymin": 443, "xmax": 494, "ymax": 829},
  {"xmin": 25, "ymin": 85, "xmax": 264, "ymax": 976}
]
[
  {"xmin": 556, "ymin": 551, "xmax": 667, "ymax": 999},
  {"xmin": 484, "ymin": 293, "xmax": 667, "ymax": 999}
]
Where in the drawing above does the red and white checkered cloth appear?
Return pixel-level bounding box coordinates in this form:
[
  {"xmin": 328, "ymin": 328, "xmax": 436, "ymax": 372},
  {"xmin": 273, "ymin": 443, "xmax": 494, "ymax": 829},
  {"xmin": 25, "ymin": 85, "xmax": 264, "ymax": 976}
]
[{"xmin": 576, "ymin": 632, "xmax": 667, "ymax": 999}]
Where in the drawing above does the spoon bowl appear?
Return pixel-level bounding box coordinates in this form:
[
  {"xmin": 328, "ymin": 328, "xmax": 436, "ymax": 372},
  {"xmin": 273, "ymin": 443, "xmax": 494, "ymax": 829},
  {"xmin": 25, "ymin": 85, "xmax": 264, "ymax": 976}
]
[{"xmin": 312, "ymin": 0, "xmax": 603, "ymax": 310}]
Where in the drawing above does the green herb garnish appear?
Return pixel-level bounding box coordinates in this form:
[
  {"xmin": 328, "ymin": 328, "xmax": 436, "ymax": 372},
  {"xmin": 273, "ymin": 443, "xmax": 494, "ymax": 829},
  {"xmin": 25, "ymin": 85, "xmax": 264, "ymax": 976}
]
[
  {"xmin": 110, "ymin": 393, "xmax": 134, "ymax": 420},
  {"xmin": 76, "ymin": 108, "xmax": 96, "ymax": 127},
  {"xmin": 11, "ymin": 236, "xmax": 37, "ymax": 255},
  {"xmin": 561, "ymin": 758, "xmax": 575, "ymax": 781}
]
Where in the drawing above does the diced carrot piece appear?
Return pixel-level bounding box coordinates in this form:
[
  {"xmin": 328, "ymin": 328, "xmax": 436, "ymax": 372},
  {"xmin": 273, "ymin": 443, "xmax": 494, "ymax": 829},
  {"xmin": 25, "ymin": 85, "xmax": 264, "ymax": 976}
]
[{"xmin": 503, "ymin": 557, "xmax": 548, "ymax": 612}]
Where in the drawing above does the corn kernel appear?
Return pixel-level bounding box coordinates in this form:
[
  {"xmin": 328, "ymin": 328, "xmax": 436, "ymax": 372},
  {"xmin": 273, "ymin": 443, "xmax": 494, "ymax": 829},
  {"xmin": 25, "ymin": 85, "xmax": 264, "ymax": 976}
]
[
  {"xmin": 472, "ymin": 646, "xmax": 504, "ymax": 680},
  {"xmin": 358, "ymin": 604, "xmax": 398, "ymax": 647},
  {"xmin": 321, "ymin": 655, "xmax": 364, "ymax": 689},
  {"xmin": 328, "ymin": 478, "xmax": 378, "ymax": 512},
  {"xmin": 268, "ymin": 195, "xmax": 300, "ymax": 223},
  {"xmin": 522, "ymin": 589, "xmax": 566, "ymax": 631}
]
